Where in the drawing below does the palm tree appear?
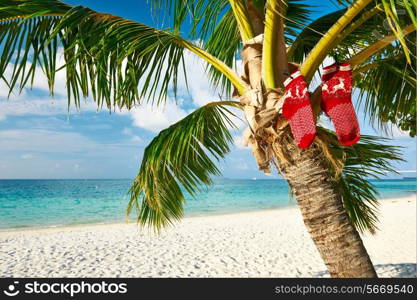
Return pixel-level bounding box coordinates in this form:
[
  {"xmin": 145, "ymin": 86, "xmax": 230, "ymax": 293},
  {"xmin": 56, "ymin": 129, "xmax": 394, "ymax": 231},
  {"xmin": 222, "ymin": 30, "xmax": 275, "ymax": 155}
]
[{"xmin": 0, "ymin": 0, "xmax": 415, "ymax": 277}]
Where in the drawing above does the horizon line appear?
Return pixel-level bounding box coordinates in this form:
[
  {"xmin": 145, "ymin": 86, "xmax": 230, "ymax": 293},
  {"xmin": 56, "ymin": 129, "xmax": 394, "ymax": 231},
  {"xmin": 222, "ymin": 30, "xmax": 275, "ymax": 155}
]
[{"xmin": 0, "ymin": 177, "xmax": 414, "ymax": 181}]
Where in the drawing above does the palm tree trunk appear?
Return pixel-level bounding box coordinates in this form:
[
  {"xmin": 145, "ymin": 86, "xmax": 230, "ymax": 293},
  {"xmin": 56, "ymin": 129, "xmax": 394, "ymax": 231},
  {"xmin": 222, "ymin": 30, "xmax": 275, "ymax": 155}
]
[
  {"xmin": 240, "ymin": 31, "xmax": 376, "ymax": 278},
  {"xmin": 274, "ymin": 138, "xmax": 378, "ymax": 277}
]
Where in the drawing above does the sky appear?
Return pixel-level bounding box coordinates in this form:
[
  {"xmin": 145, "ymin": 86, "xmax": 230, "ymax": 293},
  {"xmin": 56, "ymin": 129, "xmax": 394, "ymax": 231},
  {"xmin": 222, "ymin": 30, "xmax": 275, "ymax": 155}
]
[{"xmin": 0, "ymin": 0, "xmax": 415, "ymax": 179}]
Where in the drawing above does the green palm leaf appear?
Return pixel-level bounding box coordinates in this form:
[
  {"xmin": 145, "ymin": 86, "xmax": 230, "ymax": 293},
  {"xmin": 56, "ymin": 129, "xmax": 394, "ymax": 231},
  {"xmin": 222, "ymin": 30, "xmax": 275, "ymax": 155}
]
[
  {"xmin": 288, "ymin": 8, "xmax": 347, "ymax": 62},
  {"xmin": 204, "ymin": 1, "xmax": 312, "ymax": 95},
  {"xmin": 284, "ymin": 0, "xmax": 314, "ymax": 41},
  {"xmin": 128, "ymin": 101, "xmax": 238, "ymax": 229},
  {"xmin": 355, "ymin": 33, "xmax": 416, "ymax": 136},
  {"xmin": 322, "ymin": 130, "xmax": 404, "ymax": 233},
  {"xmin": 288, "ymin": 1, "xmax": 416, "ymax": 63},
  {"xmin": 205, "ymin": 9, "xmax": 241, "ymax": 95},
  {"xmin": 288, "ymin": 6, "xmax": 384, "ymax": 62},
  {"xmin": 0, "ymin": 0, "xmax": 192, "ymax": 108},
  {"xmin": 0, "ymin": 0, "xmax": 71, "ymax": 18},
  {"xmin": 341, "ymin": 136, "xmax": 403, "ymax": 233},
  {"xmin": 150, "ymin": 0, "xmax": 312, "ymax": 40},
  {"xmin": 379, "ymin": 0, "xmax": 415, "ymax": 63},
  {"xmin": 150, "ymin": 0, "xmax": 229, "ymax": 40}
]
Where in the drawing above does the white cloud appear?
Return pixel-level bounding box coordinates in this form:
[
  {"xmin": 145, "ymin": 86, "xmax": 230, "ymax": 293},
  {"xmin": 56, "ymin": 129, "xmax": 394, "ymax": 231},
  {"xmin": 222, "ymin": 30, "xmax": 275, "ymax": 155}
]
[
  {"xmin": 130, "ymin": 135, "xmax": 142, "ymax": 143},
  {"xmin": 122, "ymin": 127, "xmax": 143, "ymax": 143},
  {"xmin": 390, "ymin": 125, "xmax": 410, "ymax": 138},
  {"xmin": 176, "ymin": 50, "xmax": 228, "ymax": 107},
  {"xmin": 233, "ymin": 134, "xmax": 250, "ymax": 150},
  {"xmin": 0, "ymin": 128, "xmax": 146, "ymax": 178},
  {"xmin": 122, "ymin": 127, "xmax": 133, "ymax": 135},
  {"xmin": 236, "ymin": 162, "xmax": 249, "ymax": 170},
  {"xmin": 227, "ymin": 157, "xmax": 253, "ymax": 171},
  {"xmin": 0, "ymin": 129, "xmax": 98, "ymax": 153},
  {"xmin": 126, "ymin": 100, "xmax": 188, "ymax": 133},
  {"xmin": 0, "ymin": 97, "xmax": 98, "ymax": 121},
  {"xmin": 21, "ymin": 154, "xmax": 34, "ymax": 160}
]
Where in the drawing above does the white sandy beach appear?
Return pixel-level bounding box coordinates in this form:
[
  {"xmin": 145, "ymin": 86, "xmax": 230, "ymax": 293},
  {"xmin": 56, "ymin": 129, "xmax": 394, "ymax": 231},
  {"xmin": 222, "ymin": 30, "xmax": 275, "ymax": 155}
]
[{"xmin": 0, "ymin": 196, "xmax": 415, "ymax": 278}]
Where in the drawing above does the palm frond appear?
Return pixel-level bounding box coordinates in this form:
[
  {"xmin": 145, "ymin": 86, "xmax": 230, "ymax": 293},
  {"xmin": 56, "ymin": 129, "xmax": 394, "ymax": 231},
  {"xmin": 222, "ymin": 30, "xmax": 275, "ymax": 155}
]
[
  {"xmin": 340, "ymin": 135, "xmax": 403, "ymax": 233},
  {"xmin": 354, "ymin": 38, "xmax": 417, "ymax": 136},
  {"xmin": 230, "ymin": 0, "xmax": 255, "ymax": 41},
  {"xmin": 204, "ymin": 1, "xmax": 312, "ymax": 95},
  {"xmin": 0, "ymin": 0, "xmax": 70, "ymax": 20},
  {"xmin": 288, "ymin": 4, "xmax": 388, "ymax": 63},
  {"xmin": 205, "ymin": 9, "xmax": 241, "ymax": 95},
  {"xmin": 263, "ymin": 0, "xmax": 286, "ymax": 89},
  {"xmin": 150, "ymin": 0, "xmax": 312, "ymax": 40},
  {"xmin": 288, "ymin": 8, "xmax": 346, "ymax": 62},
  {"xmin": 127, "ymin": 102, "xmax": 237, "ymax": 229},
  {"xmin": 284, "ymin": 0, "xmax": 314, "ymax": 41},
  {"xmin": 379, "ymin": 0, "xmax": 417, "ymax": 63},
  {"xmin": 0, "ymin": 1, "xmax": 191, "ymax": 108},
  {"xmin": 1, "ymin": 0, "xmax": 248, "ymax": 109},
  {"xmin": 299, "ymin": 0, "xmax": 375, "ymax": 81},
  {"xmin": 292, "ymin": 0, "xmax": 416, "ymax": 75},
  {"xmin": 321, "ymin": 130, "xmax": 404, "ymax": 233},
  {"xmin": 150, "ymin": 0, "xmax": 229, "ymax": 40}
]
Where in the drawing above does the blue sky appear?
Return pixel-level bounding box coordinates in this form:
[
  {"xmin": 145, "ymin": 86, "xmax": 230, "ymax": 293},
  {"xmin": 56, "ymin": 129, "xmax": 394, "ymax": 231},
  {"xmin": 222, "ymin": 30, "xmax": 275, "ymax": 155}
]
[{"xmin": 0, "ymin": 0, "xmax": 415, "ymax": 179}]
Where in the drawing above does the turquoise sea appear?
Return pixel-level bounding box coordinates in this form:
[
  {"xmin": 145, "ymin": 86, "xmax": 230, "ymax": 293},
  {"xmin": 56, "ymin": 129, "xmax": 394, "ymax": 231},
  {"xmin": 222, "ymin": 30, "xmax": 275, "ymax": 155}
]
[{"xmin": 0, "ymin": 179, "xmax": 415, "ymax": 229}]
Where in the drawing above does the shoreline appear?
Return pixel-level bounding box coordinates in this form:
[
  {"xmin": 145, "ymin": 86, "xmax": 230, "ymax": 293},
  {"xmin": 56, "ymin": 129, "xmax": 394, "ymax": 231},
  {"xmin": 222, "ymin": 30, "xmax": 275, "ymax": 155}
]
[
  {"xmin": 0, "ymin": 203, "xmax": 300, "ymax": 235},
  {"xmin": 0, "ymin": 195, "xmax": 415, "ymax": 277},
  {"xmin": 0, "ymin": 194, "xmax": 415, "ymax": 234}
]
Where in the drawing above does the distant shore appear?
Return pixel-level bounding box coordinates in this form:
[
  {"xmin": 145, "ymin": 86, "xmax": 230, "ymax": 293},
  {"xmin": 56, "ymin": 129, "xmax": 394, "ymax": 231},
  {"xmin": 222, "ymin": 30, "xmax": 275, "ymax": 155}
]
[{"xmin": 0, "ymin": 195, "xmax": 415, "ymax": 277}]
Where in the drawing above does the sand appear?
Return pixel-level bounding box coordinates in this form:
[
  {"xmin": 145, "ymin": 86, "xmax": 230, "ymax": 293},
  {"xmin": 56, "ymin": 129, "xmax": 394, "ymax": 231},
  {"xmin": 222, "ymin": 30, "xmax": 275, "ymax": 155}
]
[{"xmin": 0, "ymin": 196, "xmax": 415, "ymax": 278}]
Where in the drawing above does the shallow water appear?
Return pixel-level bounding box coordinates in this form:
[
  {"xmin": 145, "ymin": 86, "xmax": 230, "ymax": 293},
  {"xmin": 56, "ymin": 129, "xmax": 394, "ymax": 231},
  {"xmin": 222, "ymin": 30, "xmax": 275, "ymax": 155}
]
[{"xmin": 0, "ymin": 178, "xmax": 415, "ymax": 229}]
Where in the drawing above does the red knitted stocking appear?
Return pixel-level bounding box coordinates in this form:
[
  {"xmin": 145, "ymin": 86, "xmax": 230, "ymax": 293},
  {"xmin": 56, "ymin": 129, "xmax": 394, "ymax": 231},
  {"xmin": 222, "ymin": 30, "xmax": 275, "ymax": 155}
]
[
  {"xmin": 282, "ymin": 71, "xmax": 316, "ymax": 149},
  {"xmin": 321, "ymin": 62, "xmax": 360, "ymax": 146}
]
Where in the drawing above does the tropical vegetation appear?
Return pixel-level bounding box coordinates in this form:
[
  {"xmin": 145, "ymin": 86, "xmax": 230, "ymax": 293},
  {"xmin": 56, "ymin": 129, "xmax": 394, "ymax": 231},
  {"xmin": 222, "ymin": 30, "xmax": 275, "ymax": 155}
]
[{"xmin": 0, "ymin": 0, "xmax": 415, "ymax": 277}]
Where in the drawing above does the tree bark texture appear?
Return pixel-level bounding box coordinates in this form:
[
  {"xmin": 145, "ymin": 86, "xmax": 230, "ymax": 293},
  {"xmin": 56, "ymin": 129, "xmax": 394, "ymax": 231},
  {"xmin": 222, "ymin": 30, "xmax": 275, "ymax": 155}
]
[{"xmin": 274, "ymin": 138, "xmax": 378, "ymax": 277}]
